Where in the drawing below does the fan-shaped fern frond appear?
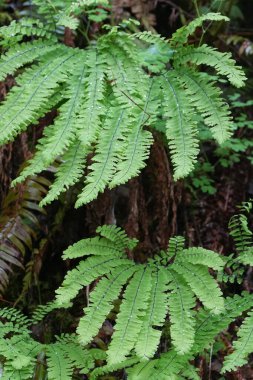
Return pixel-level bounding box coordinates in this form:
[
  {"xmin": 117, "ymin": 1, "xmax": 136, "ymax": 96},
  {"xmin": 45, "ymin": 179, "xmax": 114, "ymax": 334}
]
[
  {"xmin": 0, "ymin": 12, "xmax": 245, "ymax": 205},
  {"xmin": 52, "ymin": 226, "xmax": 225, "ymax": 365}
]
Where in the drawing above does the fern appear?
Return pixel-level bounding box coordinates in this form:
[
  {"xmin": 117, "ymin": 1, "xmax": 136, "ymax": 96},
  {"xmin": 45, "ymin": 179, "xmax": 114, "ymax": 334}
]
[
  {"xmin": 170, "ymin": 12, "xmax": 229, "ymax": 46},
  {"xmin": 175, "ymin": 44, "xmax": 245, "ymax": 88},
  {"xmin": 0, "ymin": 11, "xmax": 246, "ymax": 206},
  {"xmin": 54, "ymin": 225, "xmax": 224, "ymax": 364},
  {"xmin": 220, "ymin": 202, "xmax": 253, "ymax": 284},
  {"xmin": 222, "ymin": 310, "xmax": 253, "ymax": 372},
  {"xmin": 0, "ymin": 308, "xmax": 102, "ymax": 379},
  {"xmin": 130, "ymin": 293, "xmax": 253, "ymax": 379},
  {"xmin": 0, "ymin": 174, "xmax": 50, "ymax": 294}
]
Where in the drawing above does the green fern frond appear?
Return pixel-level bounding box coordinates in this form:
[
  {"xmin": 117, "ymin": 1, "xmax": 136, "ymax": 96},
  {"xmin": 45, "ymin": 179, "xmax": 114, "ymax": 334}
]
[
  {"xmin": 193, "ymin": 293, "xmax": 253, "ymax": 353},
  {"xmin": 55, "ymin": 255, "xmax": 129, "ymax": 305},
  {"xmin": 129, "ymin": 293, "xmax": 253, "ymax": 380},
  {"xmin": 172, "ymin": 262, "xmax": 224, "ymax": 313},
  {"xmin": 167, "ymin": 236, "xmax": 185, "ymax": 257},
  {"xmin": 46, "ymin": 344, "xmax": 73, "ymax": 380},
  {"xmin": 40, "ymin": 141, "xmax": 88, "ymax": 206},
  {"xmin": 0, "ymin": 13, "xmax": 246, "ymax": 204},
  {"xmin": 0, "ymin": 48, "xmax": 78, "ymax": 145},
  {"xmin": 96, "ymin": 224, "xmax": 138, "ymax": 250},
  {"xmin": 56, "ymin": 339, "xmax": 96, "ymax": 374},
  {"xmin": 39, "ymin": 60, "xmax": 87, "ymax": 162},
  {"xmin": 160, "ymin": 71, "xmax": 199, "ymax": 179},
  {"xmin": 135, "ymin": 267, "xmax": 168, "ymax": 359},
  {"xmin": 62, "ymin": 237, "xmax": 123, "ymax": 260},
  {"xmin": 178, "ymin": 68, "xmax": 233, "ymax": 143},
  {"xmin": 31, "ymin": 301, "xmax": 72, "ymax": 323},
  {"xmin": 107, "ymin": 267, "xmax": 153, "ymax": 364},
  {"xmin": 109, "ymin": 78, "xmax": 158, "ymax": 187},
  {"xmin": 77, "ymin": 265, "xmax": 137, "ymax": 345},
  {"xmin": 171, "ymin": 13, "xmax": 229, "ymax": 46},
  {"xmin": 76, "ymin": 104, "xmax": 132, "ymax": 206},
  {"xmin": 0, "ymin": 41, "xmax": 58, "ymax": 80},
  {"xmin": 238, "ymin": 250, "xmax": 253, "ymax": 265},
  {"xmin": 167, "ymin": 269, "xmax": 196, "ymax": 354},
  {"xmin": 1, "ymin": 362, "xmax": 35, "ymax": 380},
  {"xmin": 176, "ymin": 247, "xmax": 224, "ymax": 271},
  {"xmin": 149, "ymin": 349, "xmax": 191, "ymax": 380},
  {"xmin": 0, "ymin": 18, "xmax": 55, "ymax": 46},
  {"xmin": 76, "ymin": 49, "xmax": 106, "ymax": 146},
  {"xmin": 91, "ymin": 357, "xmax": 139, "ymax": 380},
  {"xmin": 175, "ymin": 45, "xmax": 246, "ymax": 88},
  {"xmin": 229, "ymin": 213, "xmax": 252, "ymax": 254},
  {"xmin": 222, "ymin": 309, "xmax": 253, "ymax": 372}
]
